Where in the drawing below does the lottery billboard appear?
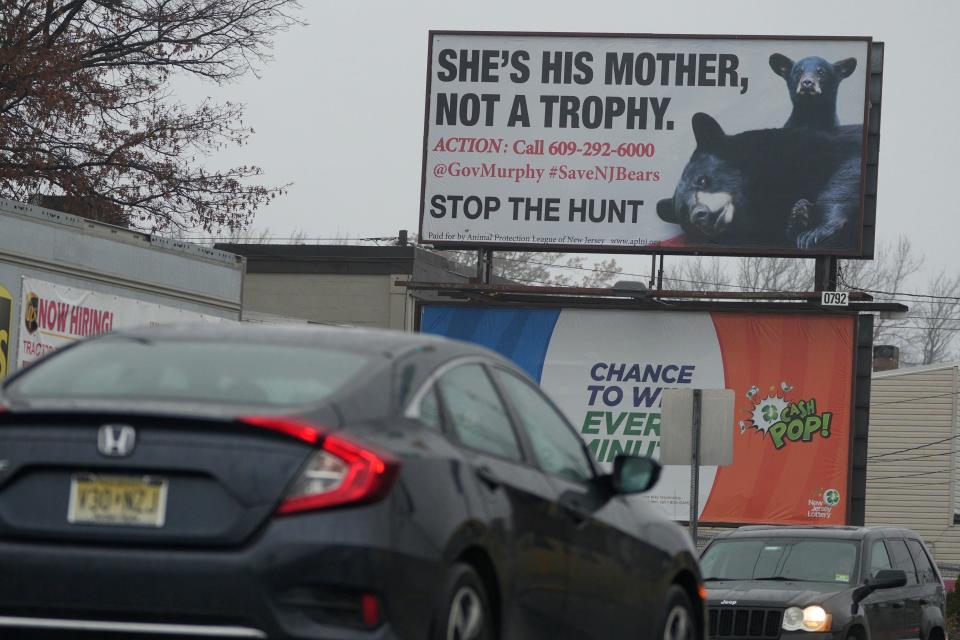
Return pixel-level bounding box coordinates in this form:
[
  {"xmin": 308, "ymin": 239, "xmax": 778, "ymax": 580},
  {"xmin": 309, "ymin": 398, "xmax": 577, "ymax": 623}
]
[{"xmin": 421, "ymin": 305, "xmax": 856, "ymax": 525}]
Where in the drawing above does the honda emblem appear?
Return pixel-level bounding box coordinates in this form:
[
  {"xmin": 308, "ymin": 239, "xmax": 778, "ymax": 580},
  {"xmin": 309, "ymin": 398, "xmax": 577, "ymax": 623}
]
[{"xmin": 98, "ymin": 424, "xmax": 137, "ymax": 457}]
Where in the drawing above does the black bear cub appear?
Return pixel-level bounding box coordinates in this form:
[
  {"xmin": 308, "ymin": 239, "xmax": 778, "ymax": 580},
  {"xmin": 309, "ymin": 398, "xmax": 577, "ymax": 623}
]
[
  {"xmin": 769, "ymin": 54, "xmax": 857, "ymax": 129},
  {"xmin": 656, "ymin": 113, "xmax": 861, "ymax": 250}
]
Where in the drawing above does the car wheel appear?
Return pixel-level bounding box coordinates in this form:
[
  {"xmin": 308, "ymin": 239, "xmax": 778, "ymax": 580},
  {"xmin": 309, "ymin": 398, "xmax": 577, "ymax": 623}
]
[
  {"xmin": 432, "ymin": 563, "xmax": 494, "ymax": 640},
  {"xmin": 659, "ymin": 585, "xmax": 697, "ymax": 640}
]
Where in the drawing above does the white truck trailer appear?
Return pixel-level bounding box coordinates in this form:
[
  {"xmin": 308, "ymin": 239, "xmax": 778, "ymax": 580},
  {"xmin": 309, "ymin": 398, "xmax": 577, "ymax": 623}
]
[{"xmin": 0, "ymin": 198, "xmax": 244, "ymax": 378}]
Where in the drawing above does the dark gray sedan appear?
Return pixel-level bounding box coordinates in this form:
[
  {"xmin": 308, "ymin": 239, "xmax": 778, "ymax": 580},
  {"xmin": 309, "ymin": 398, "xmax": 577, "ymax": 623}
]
[{"xmin": 0, "ymin": 323, "xmax": 703, "ymax": 640}]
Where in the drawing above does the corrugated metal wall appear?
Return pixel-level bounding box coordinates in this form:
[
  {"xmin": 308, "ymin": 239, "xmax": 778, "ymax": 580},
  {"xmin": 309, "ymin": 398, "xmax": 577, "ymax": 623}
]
[{"xmin": 866, "ymin": 364, "xmax": 959, "ymax": 573}]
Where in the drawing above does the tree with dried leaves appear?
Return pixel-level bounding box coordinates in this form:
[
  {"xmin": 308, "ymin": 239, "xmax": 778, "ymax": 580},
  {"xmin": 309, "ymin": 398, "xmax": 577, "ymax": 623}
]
[{"xmin": 0, "ymin": 0, "xmax": 300, "ymax": 232}]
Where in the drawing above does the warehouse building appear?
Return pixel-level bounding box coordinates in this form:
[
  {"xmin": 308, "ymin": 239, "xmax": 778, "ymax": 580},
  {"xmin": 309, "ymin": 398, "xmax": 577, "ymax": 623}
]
[{"xmin": 217, "ymin": 243, "xmax": 473, "ymax": 330}]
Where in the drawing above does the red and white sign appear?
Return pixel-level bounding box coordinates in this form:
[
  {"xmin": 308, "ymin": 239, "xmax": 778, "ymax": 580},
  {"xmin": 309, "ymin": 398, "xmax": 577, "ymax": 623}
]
[{"xmin": 18, "ymin": 277, "xmax": 225, "ymax": 368}]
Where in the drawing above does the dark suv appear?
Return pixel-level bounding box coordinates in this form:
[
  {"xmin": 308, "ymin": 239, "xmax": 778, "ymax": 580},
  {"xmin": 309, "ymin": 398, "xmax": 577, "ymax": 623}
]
[{"xmin": 700, "ymin": 526, "xmax": 946, "ymax": 640}]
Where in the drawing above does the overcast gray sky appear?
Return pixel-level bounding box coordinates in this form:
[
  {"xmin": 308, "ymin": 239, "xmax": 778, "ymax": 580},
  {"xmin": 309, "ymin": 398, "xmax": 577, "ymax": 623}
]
[{"xmin": 177, "ymin": 0, "xmax": 957, "ymax": 276}]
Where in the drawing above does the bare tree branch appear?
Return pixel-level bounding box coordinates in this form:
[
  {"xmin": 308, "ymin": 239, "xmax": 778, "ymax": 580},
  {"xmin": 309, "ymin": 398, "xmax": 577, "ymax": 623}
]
[
  {"xmin": 905, "ymin": 270, "xmax": 960, "ymax": 365},
  {"xmin": 840, "ymin": 235, "xmax": 924, "ymax": 345},
  {"xmin": 441, "ymin": 249, "xmax": 624, "ymax": 288}
]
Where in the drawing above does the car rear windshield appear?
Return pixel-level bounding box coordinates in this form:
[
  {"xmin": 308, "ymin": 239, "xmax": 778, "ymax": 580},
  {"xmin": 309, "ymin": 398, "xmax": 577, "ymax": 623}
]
[
  {"xmin": 5, "ymin": 338, "xmax": 371, "ymax": 406},
  {"xmin": 700, "ymin": 538, "xmax": 859, "ymax": 584}
]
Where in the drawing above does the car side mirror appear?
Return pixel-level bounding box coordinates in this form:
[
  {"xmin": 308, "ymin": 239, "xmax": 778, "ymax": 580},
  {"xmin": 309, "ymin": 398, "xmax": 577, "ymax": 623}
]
[
  {"xmin": 852, "ymin": 569, "xmax": 907, "ymax": 605},
  {"xmin": 612, "ymin": 455, "xmax": 661, "ymax": 494}
]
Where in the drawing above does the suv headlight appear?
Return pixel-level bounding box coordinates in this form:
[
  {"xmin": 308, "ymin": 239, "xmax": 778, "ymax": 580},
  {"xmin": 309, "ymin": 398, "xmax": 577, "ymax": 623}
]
[{"xmin": 782, "ymin": 606, "xmax": 832, "ymax": 632}]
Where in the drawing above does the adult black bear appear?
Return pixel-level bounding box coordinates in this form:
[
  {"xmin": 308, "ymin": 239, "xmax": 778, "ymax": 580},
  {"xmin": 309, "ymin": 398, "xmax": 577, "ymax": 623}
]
[
  {"xmin": 656, "ymin": 113, "xmax": 861, "ymax": 249},
  {"xmin": 769, "ymin": 54, "xmax": 857, "ymax": 129}
]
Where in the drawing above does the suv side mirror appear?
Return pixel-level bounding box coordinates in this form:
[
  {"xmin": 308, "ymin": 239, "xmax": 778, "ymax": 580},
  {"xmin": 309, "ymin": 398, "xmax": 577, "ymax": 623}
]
[
  {"xmin": 852, "ymin": 569, "xmax": 908, "ymax": 605},
  {"xmin": 612, "ymin": 456, "xmax": 661, "ymax": 494},
  {"xmin": 871, "ymin": 569, "xmax": 908, "ymax": 590}
]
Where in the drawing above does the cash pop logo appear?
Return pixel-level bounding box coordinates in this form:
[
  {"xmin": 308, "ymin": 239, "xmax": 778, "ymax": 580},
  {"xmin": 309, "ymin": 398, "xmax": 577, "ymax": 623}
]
[{"xmin": 739, "ymin": 382, "xmax": 834, "ymax": 450}]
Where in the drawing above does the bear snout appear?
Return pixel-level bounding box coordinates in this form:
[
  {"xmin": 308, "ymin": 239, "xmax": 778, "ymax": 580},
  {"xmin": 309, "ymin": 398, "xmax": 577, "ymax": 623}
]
[
  {"xmin": 688, "ymin": 191, "xmax": 735, "ymax": 236},
  {"xmin": 797, "ymin": 75, "xmax": 822, "ymax": 95},
  {"xmin": 690, "ymin": 203, "xmax": 717, "ymax": 229}
]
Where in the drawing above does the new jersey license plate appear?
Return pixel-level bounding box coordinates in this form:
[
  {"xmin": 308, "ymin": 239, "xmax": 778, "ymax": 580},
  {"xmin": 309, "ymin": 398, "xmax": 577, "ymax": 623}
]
[{"xmin": 67, "ymin": 474, "xmax": 168, "ymax": 527}]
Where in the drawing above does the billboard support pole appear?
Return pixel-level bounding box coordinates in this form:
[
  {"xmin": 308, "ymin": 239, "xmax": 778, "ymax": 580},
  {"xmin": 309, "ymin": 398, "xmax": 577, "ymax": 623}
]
[
  {"xmin": 649, "ymin": 255, "xmax": 657, "ymax": 289},
  {"xmin": 657, "ymin": 255, "xmax": 665, "ymax": 290},
  {"xmin": 477, "ymin": 249, "xmax": 494, "ymax": 284},
  {"xmin": 814, "ymin": 257, "xmax": 839, "ymax": 292},
  {"xmin": 689, "ymin": 388, "xmax": 702, "ymax": 545}
]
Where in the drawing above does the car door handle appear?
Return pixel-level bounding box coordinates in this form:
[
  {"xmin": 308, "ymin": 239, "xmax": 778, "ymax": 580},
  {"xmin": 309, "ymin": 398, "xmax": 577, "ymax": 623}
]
[{"xmin": 475, "ymin": 466, "xmax": 501, "ymax": 490}]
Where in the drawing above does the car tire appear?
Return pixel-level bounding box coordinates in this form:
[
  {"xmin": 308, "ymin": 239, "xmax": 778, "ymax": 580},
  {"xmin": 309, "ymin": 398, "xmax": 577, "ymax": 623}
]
[
  {"xmin": 658, "ymin": 585, "xmax": 698, "ymax": 640},
  {"xmin": 431, "ymin": 563, "xmax": 495, "ymax": 640}
]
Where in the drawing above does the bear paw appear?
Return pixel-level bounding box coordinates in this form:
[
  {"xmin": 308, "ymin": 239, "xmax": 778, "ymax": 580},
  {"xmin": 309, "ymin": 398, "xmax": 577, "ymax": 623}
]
[{"xmin": 786, "ymin": 199, "xmax": 813, "ymax": 239}]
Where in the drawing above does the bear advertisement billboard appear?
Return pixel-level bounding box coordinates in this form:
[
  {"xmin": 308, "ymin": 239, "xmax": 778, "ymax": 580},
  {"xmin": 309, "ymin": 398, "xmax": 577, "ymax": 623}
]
[
  {"xmin": 420, "ymin": 32, "xmax": 873, "ymax": 257},
  {"xmin": 421, "ymin": 305, "xmax": 857, "ymax": 525}
]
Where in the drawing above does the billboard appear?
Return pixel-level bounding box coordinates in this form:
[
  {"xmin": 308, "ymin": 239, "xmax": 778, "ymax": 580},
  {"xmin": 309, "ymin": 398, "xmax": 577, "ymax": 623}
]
[
  {"xmin": 420, "ymin": 32, "xmax": 872, "ymax": 257},
  {"xmin": 17, "ymin": 278, "xmax": 226, "ymax": 369},
  {"xmin": 421, "ymin": 305, "xmax": 856, "ymax": 525}
]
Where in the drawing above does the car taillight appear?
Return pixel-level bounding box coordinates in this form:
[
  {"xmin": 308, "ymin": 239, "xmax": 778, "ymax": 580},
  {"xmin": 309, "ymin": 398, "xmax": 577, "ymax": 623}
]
[
  {"xmin": 240, "ymin": 416, "xmax": 399, "ymax": 515},
  {"xmin": 278, "ymin": 433, "xmax": 399, "ymax": 514},
  {"xmin": 240, "ymin": 415, "xmax": 323, "ymax": 444}
]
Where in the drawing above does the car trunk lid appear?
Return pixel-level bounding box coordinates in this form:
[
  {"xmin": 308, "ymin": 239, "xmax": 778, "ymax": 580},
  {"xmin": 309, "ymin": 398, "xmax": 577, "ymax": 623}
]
[{"xmin": 0, "ymin": 409, "xmax": 333, "ymax": 547}]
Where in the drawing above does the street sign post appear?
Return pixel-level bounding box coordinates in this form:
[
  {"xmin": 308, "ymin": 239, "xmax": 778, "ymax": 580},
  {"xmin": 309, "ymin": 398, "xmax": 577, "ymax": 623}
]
[{"xmin": 661, "ymin": 388, "xmax": 735, "ymax": 542}]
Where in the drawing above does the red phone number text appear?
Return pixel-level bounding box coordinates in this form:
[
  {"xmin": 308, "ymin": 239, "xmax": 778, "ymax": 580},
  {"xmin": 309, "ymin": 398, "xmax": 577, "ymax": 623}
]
[
  {"xmin": 433, "ymin": 137, "xmax": 656, "ymax": 158},
  {"xmin": 530, "ymin": 140, "xmax": 656, "ymax": 158}
]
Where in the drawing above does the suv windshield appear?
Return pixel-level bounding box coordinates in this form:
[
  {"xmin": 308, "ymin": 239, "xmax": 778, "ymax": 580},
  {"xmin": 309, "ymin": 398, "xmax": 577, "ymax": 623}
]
[
  {"xmin": 700, "ymin": 538, "xmax": 859, "ymax": 584},
  {"xmin": 5, "ymin": 337, "xmax": 372, "ymax": 406}
]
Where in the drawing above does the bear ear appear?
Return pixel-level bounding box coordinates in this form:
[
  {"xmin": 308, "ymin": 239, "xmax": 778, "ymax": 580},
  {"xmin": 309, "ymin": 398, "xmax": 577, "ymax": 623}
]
[
  {"xmin": 656, "ymin": 198, "xmax": 677, "ymax": 223},
  {"xmin": 769, "ymin": 53, "xmax": 793, "ymax": 78},
  {"xmin": 833, "ymin": 57, "xmax": 857, "ymax": 79},
  {"xmin": 691, "ymin": 113, "xmax": 725, "ymax": 149}
]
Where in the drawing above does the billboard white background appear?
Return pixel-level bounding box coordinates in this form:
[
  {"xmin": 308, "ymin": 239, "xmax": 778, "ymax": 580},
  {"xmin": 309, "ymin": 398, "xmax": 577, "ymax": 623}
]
[
  {"xmin": 540, "ymin": 309, "xmax": 725, "ymax": 519},
  {"xmin": 421, "ymin": 33, "xmax": 869, "ymax": 252}
]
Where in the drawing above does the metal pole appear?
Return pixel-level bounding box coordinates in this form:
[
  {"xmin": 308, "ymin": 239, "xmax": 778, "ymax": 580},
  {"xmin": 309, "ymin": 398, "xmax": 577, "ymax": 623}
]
[
  {"xmin": 689, "ymin": 389, "xmax": 702, "ymax": 545},
  {"xmin": 814, "ymin": 256, "xmax": 839, "ymax": 292},
  {"xmin": 476, "ymin": 249, "xmax": 486, "ymax": 284},
  {"xmin": 649, "ymin": 255, "xmax": 657, "ymax": 289},
  {"xmin": 657, "ymin": 255, "xmax": 665, "ymax": 290},
  {"xmin": 476, "ymin": 249, "xmax": 494, "ymax": 284}
]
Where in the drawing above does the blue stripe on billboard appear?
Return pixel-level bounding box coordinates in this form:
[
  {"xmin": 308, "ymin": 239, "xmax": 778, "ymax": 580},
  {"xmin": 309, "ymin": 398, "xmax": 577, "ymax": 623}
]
[{"xmin": 420, "ymin": 306, "xmax": 560, "ymax": 382}]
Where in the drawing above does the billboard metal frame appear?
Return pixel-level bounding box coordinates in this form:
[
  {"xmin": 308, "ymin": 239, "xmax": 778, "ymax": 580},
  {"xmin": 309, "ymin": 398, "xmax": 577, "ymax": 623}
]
[{"xmin": 419, "ymin": 31, "xmax": 882, "ymax": 259}]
